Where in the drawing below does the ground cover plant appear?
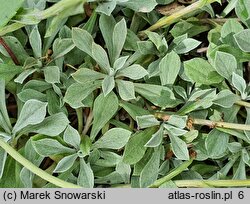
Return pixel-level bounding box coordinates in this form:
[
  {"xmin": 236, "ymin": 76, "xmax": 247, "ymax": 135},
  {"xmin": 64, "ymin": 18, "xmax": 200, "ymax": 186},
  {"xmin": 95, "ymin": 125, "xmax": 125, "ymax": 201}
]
[{"xmin": 1, "ymin": 0, "xmax": 250, "ymax": 188}]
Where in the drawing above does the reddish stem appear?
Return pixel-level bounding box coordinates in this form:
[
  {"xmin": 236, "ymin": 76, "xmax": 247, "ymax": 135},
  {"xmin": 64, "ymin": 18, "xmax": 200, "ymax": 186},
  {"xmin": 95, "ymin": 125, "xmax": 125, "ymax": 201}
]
[{"xmin": 0, "ymin": 36, "xmax": 20, "ymax": 65}]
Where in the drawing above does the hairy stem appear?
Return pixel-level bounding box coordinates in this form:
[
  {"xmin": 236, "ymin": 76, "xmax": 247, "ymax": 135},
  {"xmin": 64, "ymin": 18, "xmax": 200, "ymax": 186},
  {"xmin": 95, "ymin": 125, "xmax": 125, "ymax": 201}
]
[
  {"xmin": 139, "ymin": 0, "xmax": 217, "ymax": 38},
  {"xmin": 174, "ymin": 179, "xmax": 250, "ymax": 187},
  {"xmin": 155, "ymin": 112, "xmax": 250, "ymax": 131},
  {"xmin": 148, "ymin": 157, "xmax": 195, "ymax": 188},
  {"xmin": 192, "ymin": 118, "xmax": 250, "ymax": 131},
  {"xmin": 0, "ymin": 139, "xmax": 81, "ymax": 188}
]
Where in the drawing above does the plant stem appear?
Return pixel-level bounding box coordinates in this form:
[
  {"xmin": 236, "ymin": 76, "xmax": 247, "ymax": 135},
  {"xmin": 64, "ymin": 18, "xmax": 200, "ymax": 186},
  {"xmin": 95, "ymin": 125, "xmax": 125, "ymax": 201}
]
[
  {"xmin": 174, "ymin": 179, "xmax": 250, "ymax": 187},
  {"xmin": 139, "ymin": 0, "xmax": 217, "ymax": 38},
  {"xmin": 192, "ymin": 118, "xmax": 250, "ymax": 131},
  {"xmin": 113, "ymin": 179, "xmax": 250, "ymax": 188},
  {"xmin": 0, "ymin": 37, "xmax": 20, "ymax": 65},
  {"xmin": 155, "ymin": 112, "xmax": 250, "ymax": 131},
  {"xmin": 82, "ymin": 109, "xmax": 93, "ymax": 135},
  {"xmin": 0, "ymin": 139, "xmax": 81, "ymax": 188},
  {"xmin": 76, "ymin": 108, "xmax": 83, "ymax": 134},
  {"xmin": 148, "ymin": 158, "xmax": 194, "ymax": 188},
  {"xmin": 235, "ymin": 100, "xmax": 250, "ymax": 108}
]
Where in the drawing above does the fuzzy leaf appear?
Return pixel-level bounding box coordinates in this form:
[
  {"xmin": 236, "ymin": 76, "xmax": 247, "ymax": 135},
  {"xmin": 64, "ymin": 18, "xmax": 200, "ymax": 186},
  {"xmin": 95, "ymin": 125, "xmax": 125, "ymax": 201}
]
[
  {"xmin": 93, "ymin": 128, "xmax": 131, "ymax": 149},
  {"xmin": 90, "ymin": 92, "xmax": 119, "ymax": 140},
  {"xmin": 13, "ymin": 100, "xmax": 47, "ymax": 135},
  {"xmin": 159, "ymin": 51, "xmax": 181, "ymax": 85}
]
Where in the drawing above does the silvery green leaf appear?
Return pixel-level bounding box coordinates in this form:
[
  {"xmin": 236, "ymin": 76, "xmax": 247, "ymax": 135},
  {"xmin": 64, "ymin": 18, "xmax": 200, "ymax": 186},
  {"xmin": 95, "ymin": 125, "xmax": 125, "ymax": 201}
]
[
  {"xmin": 20, "ymin": 139, "xmax": 43, "ymax": 187},
  {"xmin": 164, "ymin": 124, "xmax": 187, "ymax": 136},
  {"xmin": 53, "ymin": 153, "xmax": 78, "ymax": 173},
  {"xmin": 72, "ymin": 28, "xmax": 93, "ymax": 56},
  {"xmin": 23, "ymin": 80, "xmax": 51, "ymax": 92},
  {"xmin": 20, "ymin": 168, "xmax": 33, "ymax": 188},
  {"xmin": 213, "ymin": 89, "xmax": 239, "ymax": 108},
  {"xmin": 119, "ymin": 101, "xmax": 151, "ymax": 121},
  {"xmin": 63, "ymin": 125, "xmax": 81, "ymax": 148},
  {"xmin": 116, "ymin": 64, "xmax": 148, "ymax": 80},
  {"xmin": 113, "ymin": 56, "xmax": 129, "ymax": 71},
  {"xmin": 184, "ymin": 58, "xmax": 223, "ymax": 85},
  {"xmin": 99, "ymin": 14, "xmax": 116, "ymax": 61},
  {"xmin": 137, "ymin": 41, "xmax": 157, "ymax": 55},
  {"xmin": 92, "ymin": 43, "xmax": 111, "ymax": 74},
  {"xmin": 0, "ymin": 0, "xmax": 24, "ymax": 28},
  {"xmin": 242, "ymin": 148, "xmax": 250, "ymax": 167},
  {"xmin": 20, "ymin": 112, "xmax": 69, "ymax": 137},
  {"xmin": 232, "ymin": 72, "xmax": 247, "ymax": 99},
  {"xmin": 64, "ymin": 81, "xmax": 102, "ymax": 109},
  {"xmin": 95, "ymin": 151, "xmax": 122, "ymax": 167},
  {"xmin": 134, "ymin": 83, "xmax": 179, "ymax": 108},
  {"xmin": 79, "ymin": 135, "xmax": 92, "ymax": 157},
  {"xmin": 17, "ymin": 89, "xmax": 47, "ymax": 102},
  {"xmin": 102, "ymin": 75, "xmax": 115, "ymax": 96},
  {"xmin": 14, "ymin": 69, "xmax": 36, "ymax": 84},
  {"xmin": 133, "ymin": 149, "xmax": 154, "ymax": 176},
  {"xmin": 77, "ymin": 158, "xmax": 94, "ymax": 188},
  {"xmin": 169, "ymin": 134, "xmax": 189, "ymax": 160},
  {"xmin": 52, "ymin": 38, "xmax": 75, "ymax": 59},
  {"xmin": 182, "ymin": 130, "xmax": 199, "ymax": 143},
  {"xmin": 221, "ymin": 19, "xmax": 244, "ymax": 46},
  {"xmin": 32, "ymin": 138, "xmax": 76, "ymax": 157},
  {"xmin": 95, "ymin": 1, "xmax": 116, "ymax": 15},
  {"xmin": 174, "ymin": 38, "xmax": 201, "ymax": 54},
  {"xmin": 159, "ymin": 51, "xmax": 181, "ymax": 85},
  {"xmin": 29, "ymin": 25, "xmax": 42, "ymax": 58},
  {"xmin": 93, "ymin": 128, "xmax": 131, "ymax": 150},
  {"xmin": 228, "ymin": 142, "xmax": 242, "ymax": 153},
  {"xmin": 44, "ymin": 66, "xmax": 60, "ymax": 84},
  {"xmin": 232, "ymin": 158, "xmax": 246, "ymax": 179},
  {"xmin": 119, "ymin": 0, "xmax": 157, "ymax": 12},
  {"xmin": 0, "ymin": 148, "xmax": 7, "ymax": 179},
  {"xmin": 95, "ymin": 172, "xmax": 124, "ymax": 185},
  {"xmin": 234, "ymin": 29, "xmax": 250, "ymax": 52},
  {"xmin": 112, "ymin": 18, "xmax": 127, "ymax": 63},
  {"xmin": 145, "ymin": 125, "xmax": 164, "ymax": 147},
  {"xmin": 140, "ymin": 148, "xmax": 161, "ymax": 187},
  {"xmin": 145, "ymin": 31, "xmax": 167, "ymax": 52},
  {"xmin": 116, "ymin": 161, "xmax": 131, "ymax": 184},
  {"xmin": 72, "ymin": 68, "xmax": 106, "ymax": 84},
  {"xmin": 88, "ymin": 149, "xmax": 101, "ymax": 164},
  {"xmin": 0, "ymin": 64, "xmax": 22, "ymax": 83},
  {"xmin": 0, "ymin": 80, "xmax": 11, "ymax": 133},
  {"xmin": 136, "ymin": 115, "xmax": 160, "ymax": 129},
  {"xmin": 235, "ymin": 0, "xmax": 250, "ymax": 28},
  {"xmin": 116, "ymin": 80, "xmax": 136, "ymax": 101},
  {"xmin": 205, "ymin": 129, "xmax": 229, "ymax": 159},
  {"xmin": 0, "ymin": 132, "xmax": 11, "ymax": 141},
  {"xmin": 167, "ymin": 115, "xmax": 187, "ymax": 129},
  {"xmin": 13, "ymin": 99, "xmax": 47, "ymax": 135},
  {"xmin": 214, "ymin": 51, "xmax": 237, "ymax": 80},
  {"xmin": 123, "ymin": 127, "xmax": 157, "ymax": 164},
  {"xmin": 178, "ymin": 89, "xmax": 216, "ymax": 115},
  {"xmin": 90, "ymin": 92, "xmax": 119, "ymax": 140}
]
